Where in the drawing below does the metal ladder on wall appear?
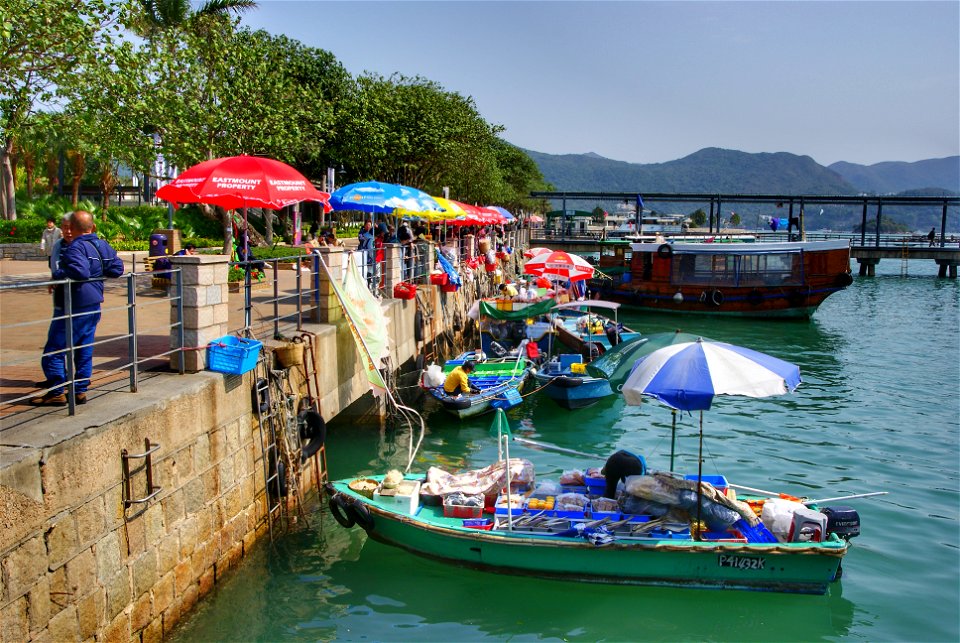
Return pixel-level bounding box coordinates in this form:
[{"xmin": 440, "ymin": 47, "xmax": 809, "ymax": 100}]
[
  {"xmin": 297, "ymin": 333, "xmax": 329, "ymax": 493},
  {"xmin": 900, "ymin": 239, "xmax": 909, "ymax": 277},
  {"xmin": 253, "ymin": 355, "xmax": 286, "ymax": 541}
]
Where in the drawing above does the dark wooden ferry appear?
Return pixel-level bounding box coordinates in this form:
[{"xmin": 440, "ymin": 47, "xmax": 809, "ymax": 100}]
[{"xmin": 589, "ymin": 240, "xmax": 853, "ymax": 318}]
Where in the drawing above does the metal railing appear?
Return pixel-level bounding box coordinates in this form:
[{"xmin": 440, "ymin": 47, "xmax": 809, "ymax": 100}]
[
  {"xmin": 0, "ymin": 270, "xmax": 183, "ymax": 417},
  {"xmin": 229, "ymin": 254, "xmax": 319, "ymax": 339}
]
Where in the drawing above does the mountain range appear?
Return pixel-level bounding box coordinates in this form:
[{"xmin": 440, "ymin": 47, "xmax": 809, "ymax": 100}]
[{"xmin": 522, "ymin": 147, "xmax": 958, "ymax": 230}]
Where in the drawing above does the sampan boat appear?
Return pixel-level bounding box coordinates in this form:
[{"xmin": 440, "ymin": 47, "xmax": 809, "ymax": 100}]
[
  {"xmin": 533, "ymin": 354, "xmax": 614, "ymax": 409},
  {"xmin": 422, "ymin": 355, "xmax": 533, "ymax": 418},
  {"xmin": 325, "ymin": 472, "xmax": 853, "ymax": 594}
]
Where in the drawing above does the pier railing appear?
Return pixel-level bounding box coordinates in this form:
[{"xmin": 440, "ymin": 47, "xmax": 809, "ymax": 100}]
[{"xmin": 0, "ymin": 270, "xmax": 184, "ymax": 417}]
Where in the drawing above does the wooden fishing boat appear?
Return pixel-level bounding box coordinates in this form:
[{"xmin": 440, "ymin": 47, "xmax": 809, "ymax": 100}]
[
  {"xmin": 325, "ymin": 471, "xmax": 853, "ymax": 594},
  {"xmin": 471, "ymin": 298, "xmax": 556, "ymax": 359},
  {"xmin": 423, "ymin": 356, "xmax": 533, "ymax": 418},
  {"xmin": 533, "ymin": 354, "xmax": 613, "ymax": 409},
  {"xmin": 588, "ymin": 240, "xmax": 853, "ymax": 318},
  {"xmin": 549, "ymin": 300, "xmax": 642, "ymax": 358}
]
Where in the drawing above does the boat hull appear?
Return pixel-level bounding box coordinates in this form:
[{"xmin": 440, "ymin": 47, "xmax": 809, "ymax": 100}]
[
  {"xmin": 590, "ymin": 240, "xmax": 853, "ymax": 319},
  {"xmin": 332, "ymin": 483, "xmax": 847, "ymax": 594},
  {"xmin": 534, "ymin": 372, "xmax": 613, "ymax": 409}
]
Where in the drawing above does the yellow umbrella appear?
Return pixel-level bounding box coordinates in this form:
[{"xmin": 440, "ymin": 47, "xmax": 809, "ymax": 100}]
[{"xmin": 396, "ymin": 196, "xmax": 469, "ymax": 223}]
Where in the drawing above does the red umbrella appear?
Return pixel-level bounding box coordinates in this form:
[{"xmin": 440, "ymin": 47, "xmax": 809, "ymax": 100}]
[
  {"xmin": 523, "ymin": 246, "xmax": 552, "ymax": 259},
  {"xmin": 157, "ymin": 155, "xmax": 330, "ymax": 211},
  {"xmin": 523, "ymin": 250, "xmax": 595, "ymax": 282},
  {"xmin": 156, "ymin": 155, "xmax": 331, "ymax": 256}
]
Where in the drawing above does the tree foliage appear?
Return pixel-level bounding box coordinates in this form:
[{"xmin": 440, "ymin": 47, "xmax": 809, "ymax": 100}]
[{"xmin": 4, "ymin": 3, "xmax": 551, "ymax": 230}]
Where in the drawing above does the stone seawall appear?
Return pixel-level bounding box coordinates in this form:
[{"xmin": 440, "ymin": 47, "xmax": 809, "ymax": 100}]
[
  {"xmin": 0, "ymin": 372, "xmax": 295, "ymax": 643},
  {"xmin": 0, "ymin": 231, "xmax": 527, "ymax": 641}
]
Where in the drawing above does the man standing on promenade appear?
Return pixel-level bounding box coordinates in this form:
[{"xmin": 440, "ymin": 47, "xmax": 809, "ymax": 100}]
[
  {"xmin": 31, "ymin": 211, "xmax": 124, "ymax": 406},
  {"xmin": 40, "ymin": 217, "xmax": 62, "ymax": 263}
]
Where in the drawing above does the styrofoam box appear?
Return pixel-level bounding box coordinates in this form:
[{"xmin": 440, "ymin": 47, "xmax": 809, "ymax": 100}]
[{"xmin": 373, "ymin": 480, "xmax": 421, "ymax": 515}]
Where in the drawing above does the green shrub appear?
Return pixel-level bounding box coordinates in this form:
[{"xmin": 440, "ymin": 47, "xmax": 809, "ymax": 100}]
[
  {"xmin": 0, "ymin": 219, "xmax": 48, "ymax": 243},
  {"xmin": 110, "ymin": 240, "xmax": 150, "ymax": 251},
  {"xmin": 251, "ymin": 246, "xmax": 312, "ymax": 262}
]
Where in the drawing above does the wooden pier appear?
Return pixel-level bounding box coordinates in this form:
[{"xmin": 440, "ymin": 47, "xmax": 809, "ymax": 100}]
[{"xmin": 528, "ymin": 191, "xmax": 960, "ymax": 278}]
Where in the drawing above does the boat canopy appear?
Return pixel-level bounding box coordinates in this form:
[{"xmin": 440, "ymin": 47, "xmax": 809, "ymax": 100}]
[
  {"xmin": 553, "ymin": 300, "xmax": 621, "ymax": 312},
  {"xmin": 478, "ymin": 299, "xmax": 556, "ymax": 321},
  {"xmin": 630, "ymin": 240, "xmax": 850, "ymax": 255}
]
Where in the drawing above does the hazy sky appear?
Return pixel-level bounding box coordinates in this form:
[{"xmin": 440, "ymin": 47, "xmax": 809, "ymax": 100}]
[{"xmin": 242, "ymin": 1, "xmax": 960, "ymax": 167}]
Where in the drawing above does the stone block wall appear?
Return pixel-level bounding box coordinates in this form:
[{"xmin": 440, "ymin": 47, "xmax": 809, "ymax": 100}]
[
  {"xmin": 0, "ymin": 372, "xmax": 313, "ymax": 642},
  {"xmin": 0, "ymin": 243, "xmax": 47, "ymax": 261}
]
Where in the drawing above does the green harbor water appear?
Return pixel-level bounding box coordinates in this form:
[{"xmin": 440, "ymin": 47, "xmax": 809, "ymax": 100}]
[{"xmin": 173, "ymin": 261, "xmax": 959, "ymax": 642}]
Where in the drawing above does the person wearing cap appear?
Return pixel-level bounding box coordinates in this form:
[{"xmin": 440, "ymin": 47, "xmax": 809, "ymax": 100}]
[{"xmin": 443, "ymin": 360, "xmax": 480, "ymax": 397}]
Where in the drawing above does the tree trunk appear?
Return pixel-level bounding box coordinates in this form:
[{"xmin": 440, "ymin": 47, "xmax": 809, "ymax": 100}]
[
  {"xmin": 263, "ymin": 207, "xmax": 274, "ymax": 245},
  {"xmin": 221, "ymin": 206, "xmax": 233, "ymax": 256},
  {"xmin": 1, "ymin": 137, "xmax": 17, "ymax": 220},
  {"xmin": 23, "ymin": 151, "xmax": 35, "ymax": 200},
  {"xmin": 45, "ymin": 154, "xmax": 59, "ymax": 194},
  {"xmin": 67, "ymin": 151, "xmax": 85, "ymax": 207},
  {"xmin": 99, "ymin": 163, "xmax": 117, "ymax": 214}
]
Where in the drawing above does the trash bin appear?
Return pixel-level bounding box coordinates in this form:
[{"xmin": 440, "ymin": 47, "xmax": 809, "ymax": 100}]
[{"xmin": 149, "ymin": 234, "xmax": 167, "ymax": 257}]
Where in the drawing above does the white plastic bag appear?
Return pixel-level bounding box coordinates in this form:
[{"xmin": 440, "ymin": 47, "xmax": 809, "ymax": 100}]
[
  {"xmin": 761, "ymin": 498, "xmax": 806, "ymax": 542},
  {"xmin": 423, "ymin": 363, "xmax": 444, "ymax": 388}
]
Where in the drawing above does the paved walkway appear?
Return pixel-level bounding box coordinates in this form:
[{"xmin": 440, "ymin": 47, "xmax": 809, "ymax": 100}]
[{"xmin": 0, "ymin": 254, "xmax": 321, "ymax": 431}]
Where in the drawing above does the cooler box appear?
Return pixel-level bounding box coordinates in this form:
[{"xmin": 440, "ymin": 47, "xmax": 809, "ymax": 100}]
[{"xmin": 373, "ymin": 480, "xmax": 421, "ymax": 515}]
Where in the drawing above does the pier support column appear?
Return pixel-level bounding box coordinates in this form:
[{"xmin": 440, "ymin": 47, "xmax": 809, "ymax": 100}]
[
  {"xmin": 169, "ymin": 254, "xmax": 230, "ymax": 373},
  {"xmin": 314, "ymin": 247, "xmax": 344, "ymax": 323},
  {"xmin": 857, "ymin": 258, "xmax": 879, "ymax": 277},
  {"xmin": 383, "ymin": 243, "xmax": 402, "ymax": 294},
  {"xmin": 463, "ymin": 234, "xmax": 475, "ymax": 262},
  {"xmin": 935, "ymin": 260, "xmax": 958, "ymax": 279}
]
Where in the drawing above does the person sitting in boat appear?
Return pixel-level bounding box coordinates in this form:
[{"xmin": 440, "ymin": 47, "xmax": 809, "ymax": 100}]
[
  {"xmin": 601, "ymin": 450, "xmax": 646, "ymax": 499},
  {"xmin": 443, "ymin": 360, "xmax": 481, "ymax": 397},
  {"xmin": 499, "ymin": 282, "xmax": 518, "ymax": 298}
]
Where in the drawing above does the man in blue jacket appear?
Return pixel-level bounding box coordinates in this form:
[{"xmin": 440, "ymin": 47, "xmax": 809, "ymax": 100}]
[{"xmin": 32, "ymin": 211, "xmax": 125, "ymax": 406}]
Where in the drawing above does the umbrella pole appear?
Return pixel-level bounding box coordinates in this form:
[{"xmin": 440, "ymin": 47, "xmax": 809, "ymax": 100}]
[
  {"xmin": 695, "ymin": 410, "xmax": 703, "ymax": 541},
  {"xmin": 243, "ymin": 205, "xmax": 249, "ymax": 259},
  {"xmin": 669, "ymin": 409, "xmax": 677, "ymax": 471}
]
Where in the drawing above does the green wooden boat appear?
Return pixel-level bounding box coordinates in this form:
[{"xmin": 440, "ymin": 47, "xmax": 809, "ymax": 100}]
[{"xmin": 326, "ymin": 474, "xmax": 849, "ymax": 594}]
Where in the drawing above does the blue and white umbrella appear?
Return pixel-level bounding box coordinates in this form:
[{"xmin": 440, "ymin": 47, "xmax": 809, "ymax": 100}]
[
  {"xmin": 622, "ymin": 338, "xmax": 800, "ymax": 410},
  {"xmin": 621, "ymin": 337, "xmax": 800, "ymax": 475},
  {"xmin": 329, "ymin": 181, "xmax": 442, "ymax": 215}
]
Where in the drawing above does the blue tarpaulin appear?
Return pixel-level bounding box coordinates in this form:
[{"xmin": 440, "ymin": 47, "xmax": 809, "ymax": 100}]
[{"xmin": 436, "ymin": 249, "xmax": 462, "ymax": 286}]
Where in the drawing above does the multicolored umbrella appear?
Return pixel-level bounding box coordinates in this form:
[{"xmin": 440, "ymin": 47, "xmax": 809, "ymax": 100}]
[
  {"xmin": 622, "ymin": 337, "xmax": 800, "ymax": 480},
  {"xmin": 523, "ymin": 250, "xmax": 595, "ymax": 282},
  {"xmin": 329, "ymin": 181, "xmax": 441, "ymax": 215},
  {"xmin": 523, "ymin": 247, "xmax": 552, "ymax": 259},
  {"xmin": 486, "ymin": 206, "xmax": 515, "ymax": 222}
]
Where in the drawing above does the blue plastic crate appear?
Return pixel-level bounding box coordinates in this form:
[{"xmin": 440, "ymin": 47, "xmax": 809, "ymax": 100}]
[
  {"xmin": 684, "ymin": 474, "xmax": 728, "ymax": 492},
  {"xmin": 491, "ymin": 388, "xmax": 523, "ymax": 410},
  {"xmin": 207, "ymin": 336, "xmax": 262, "ymax": 375},
  {"xmin": 733, "ymin": 518, "xmax": 778, "ymax": 543}
]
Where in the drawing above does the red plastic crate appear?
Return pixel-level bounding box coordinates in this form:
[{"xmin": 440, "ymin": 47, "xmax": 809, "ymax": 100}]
[
  {"xmin": 429, "ymin": 272, "xmax": 449, "ymax": 285},
  {"xmin": 441, "ymin": 284, "xmax": 459, "ymax": 293},
  {"xmin": 443, "ymin": 503, "xmax": 483, "ymax": 518}
]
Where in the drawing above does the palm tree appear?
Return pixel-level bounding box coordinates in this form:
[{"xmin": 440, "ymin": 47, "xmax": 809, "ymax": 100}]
[{"xmin": 135, "ymin": 0, "xmax": 257, "ymax": 35}]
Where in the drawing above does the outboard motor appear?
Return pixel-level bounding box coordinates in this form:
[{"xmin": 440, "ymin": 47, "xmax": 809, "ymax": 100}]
[{"xmin": 820, "ymin": 506, "xmax": 861, "ymax": 540}]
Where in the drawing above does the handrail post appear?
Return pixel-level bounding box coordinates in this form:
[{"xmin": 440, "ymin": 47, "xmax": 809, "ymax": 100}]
[
  {"xmin": 272, "ymin": 258, "xmax": 280, "ymax": 339},
  {"xmin": 875, "ymin": 201, "xmax": 883, "ymax": 248},
  {"xmin": 296, "ymin": 254, "xmax": 303, "ymax": 330},
  {"xmin": 176, "ymin": 268, "xmax": 185, "ymax": 374},
  {"xmin": 244, "ymin": 260, "xmax": 252, "ymax": 330},
  {"xmin": 127, "ymin": 274, "xmax": 138, "ymax": 392},
  {"xmin": 64, "ymin": 285, "xmax": 76, "ymax": 415}
]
